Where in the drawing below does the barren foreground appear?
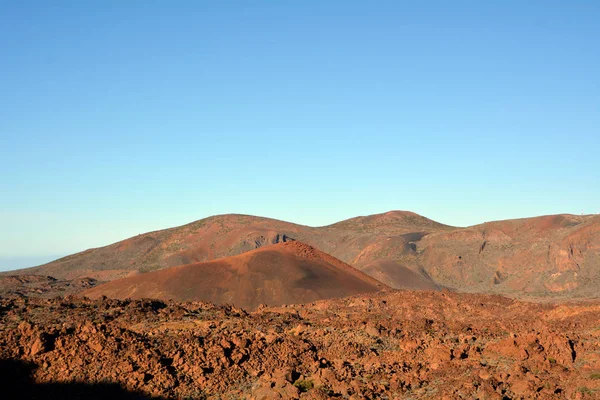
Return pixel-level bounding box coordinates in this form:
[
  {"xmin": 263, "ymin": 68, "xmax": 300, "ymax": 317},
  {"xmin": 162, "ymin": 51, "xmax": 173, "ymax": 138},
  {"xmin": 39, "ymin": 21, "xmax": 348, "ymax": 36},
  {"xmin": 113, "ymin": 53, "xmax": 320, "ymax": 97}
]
[{"xmin": 1, "ymin": 291, "xmax": 599, "ymax": 399}]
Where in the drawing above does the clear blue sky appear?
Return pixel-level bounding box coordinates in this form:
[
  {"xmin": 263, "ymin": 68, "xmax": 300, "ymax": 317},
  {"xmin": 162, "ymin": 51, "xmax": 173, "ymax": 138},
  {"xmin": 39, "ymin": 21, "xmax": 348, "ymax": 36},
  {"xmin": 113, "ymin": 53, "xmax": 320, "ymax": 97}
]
[{"xmin": 1, "ymin": 1, "xmax": 599, "ymax": 270}]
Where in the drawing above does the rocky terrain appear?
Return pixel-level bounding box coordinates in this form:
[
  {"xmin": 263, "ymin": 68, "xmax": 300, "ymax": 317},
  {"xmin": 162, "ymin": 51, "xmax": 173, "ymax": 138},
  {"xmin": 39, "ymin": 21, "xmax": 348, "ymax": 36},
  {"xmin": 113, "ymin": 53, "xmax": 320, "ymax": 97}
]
[
  {"xmin": 0, "ymin": 274, "xmax": 100, "ymax": 298},
  {"xmin": 82, "ymin": 241, "xmax": 386, "ymax": 310},
  {"xmin": 1, "ymin": 291, "xmax": 599, "ymax": 399},
  {"xmin": 5, "ymin": 211, "xmax": 599, "ymax": 299}
]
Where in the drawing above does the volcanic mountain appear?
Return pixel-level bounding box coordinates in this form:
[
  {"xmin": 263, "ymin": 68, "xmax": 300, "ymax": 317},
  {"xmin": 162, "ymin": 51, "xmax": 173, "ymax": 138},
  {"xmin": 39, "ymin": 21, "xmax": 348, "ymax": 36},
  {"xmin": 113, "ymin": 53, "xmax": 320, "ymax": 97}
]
[
  {"xmin": 10, "ymin": 211, "xmax": 448, "ymax": 284},
  {"xmin": 7, "ymin": 211, "xmax": 600, "ymax": 299},
  {"xmin": 81, "ymin": 241, "xmax": 387, "ymax": 310}
]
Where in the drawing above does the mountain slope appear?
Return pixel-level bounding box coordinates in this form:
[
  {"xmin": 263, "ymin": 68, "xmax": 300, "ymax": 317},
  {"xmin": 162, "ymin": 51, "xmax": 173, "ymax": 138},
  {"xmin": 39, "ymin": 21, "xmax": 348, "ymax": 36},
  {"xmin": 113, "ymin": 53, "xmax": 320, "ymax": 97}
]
[
  {"xmin": 359, "ymin": 260, "xmax": 440, "ymax": 290},
  {"xmin": 8, "ymin": 211, "xmax": 600, "ymax": 299},
  {"xmin": 11, "ymin": 211, "xmax": 451, "ymax": 282},
  {"xmin": 417, "ymin": 214, "xmax": 600, "ymax": 298},
  {"xmin": 81, "ymin": 241, "xmax": 387, "ymax": 310}
]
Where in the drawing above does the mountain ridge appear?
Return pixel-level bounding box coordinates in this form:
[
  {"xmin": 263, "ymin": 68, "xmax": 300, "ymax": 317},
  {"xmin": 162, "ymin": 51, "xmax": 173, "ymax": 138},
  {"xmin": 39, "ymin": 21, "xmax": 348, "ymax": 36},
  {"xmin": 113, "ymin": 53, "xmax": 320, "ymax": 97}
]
[{"xmin": 4, "ymin": 211, "xmax": 600, "ymax": 299}]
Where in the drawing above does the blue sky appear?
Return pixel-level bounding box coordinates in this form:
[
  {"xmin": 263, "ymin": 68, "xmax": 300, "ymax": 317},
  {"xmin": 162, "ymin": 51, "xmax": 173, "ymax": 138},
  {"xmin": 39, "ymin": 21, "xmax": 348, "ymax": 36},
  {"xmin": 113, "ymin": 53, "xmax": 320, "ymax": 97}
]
[{"xmin": 1, "ymin": 1, "xmax": 599, "ymax": 270}]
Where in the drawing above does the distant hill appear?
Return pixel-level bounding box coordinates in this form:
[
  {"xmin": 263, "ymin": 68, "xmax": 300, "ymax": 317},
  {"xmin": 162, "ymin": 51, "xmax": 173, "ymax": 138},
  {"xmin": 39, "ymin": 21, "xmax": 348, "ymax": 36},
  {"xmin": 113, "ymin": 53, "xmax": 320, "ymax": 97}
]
[
  {"xmin": 10, "ymin": 211, "xmax": 451, "ymax": 282},
  {"xmin": 7, "ymin": 211, "xmax": 600, "ymax": 299},
  {"xmin": 81, "ymin": 241, "xmax": 387, "ymax": 310}
]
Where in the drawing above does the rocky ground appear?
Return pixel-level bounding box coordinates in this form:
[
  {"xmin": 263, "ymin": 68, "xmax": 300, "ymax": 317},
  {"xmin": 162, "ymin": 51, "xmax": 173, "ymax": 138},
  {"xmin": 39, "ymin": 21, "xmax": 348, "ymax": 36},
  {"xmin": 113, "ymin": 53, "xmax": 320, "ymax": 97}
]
[
  {"xmin": 0, "ymin": 274, "xmax": 99, "ymax": 298},
  {"xmin": 1, "ymin": 290, "xmax": 599, "ymax": 399}
]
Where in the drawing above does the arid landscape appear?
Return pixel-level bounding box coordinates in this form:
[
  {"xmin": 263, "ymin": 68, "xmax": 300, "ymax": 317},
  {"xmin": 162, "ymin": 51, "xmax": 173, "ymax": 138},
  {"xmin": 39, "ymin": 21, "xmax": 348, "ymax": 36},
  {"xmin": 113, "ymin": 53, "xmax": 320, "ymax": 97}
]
[
  {"xmin": 4, "ymin": 1, "xmax": 599, "ymax": 398},
  {"xmin": 1, "ymin": 211, "xmax": 600, "ymax": 399}
]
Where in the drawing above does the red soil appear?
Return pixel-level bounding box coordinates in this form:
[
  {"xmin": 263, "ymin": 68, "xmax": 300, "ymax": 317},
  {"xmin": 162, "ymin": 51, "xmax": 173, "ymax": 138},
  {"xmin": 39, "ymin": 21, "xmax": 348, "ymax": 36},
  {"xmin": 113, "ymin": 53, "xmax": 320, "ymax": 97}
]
[
  {"xmin": 359, "ymin": 260, "xmax": 440, "ymax": 290},
  {"xmin": 82, "ymin": 241, "xmax": 386, "ymax": 310}
]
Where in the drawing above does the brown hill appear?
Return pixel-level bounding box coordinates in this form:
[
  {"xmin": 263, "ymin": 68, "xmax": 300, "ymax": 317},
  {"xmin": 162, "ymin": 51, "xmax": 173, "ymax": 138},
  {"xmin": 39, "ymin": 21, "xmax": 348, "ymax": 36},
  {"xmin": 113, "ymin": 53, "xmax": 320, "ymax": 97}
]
[
  {"xmin": 81, "ymin": 241, "xmax": 387, "ymax": 310},
  {"xmin": 7, "ymin": 211, "xmax": 600, "ymax": 299},
  {"xmin": 325, "ymin": 210, "xmax": 449, "ymax": 233},
  {"xmin": 10, "ymin": 211, "xmax": 451, "ymax": 282}
]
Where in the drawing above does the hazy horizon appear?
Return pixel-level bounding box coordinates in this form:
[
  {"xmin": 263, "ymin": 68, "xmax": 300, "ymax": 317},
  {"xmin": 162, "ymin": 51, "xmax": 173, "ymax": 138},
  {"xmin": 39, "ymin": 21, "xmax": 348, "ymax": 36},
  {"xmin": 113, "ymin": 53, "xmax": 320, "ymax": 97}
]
[
  {"xmin": 0, "ymin": 255, "xmax": 65, "ymax": 273},
  {"xmin": 2, "ymin": 2, "xmax": 599, "ymax": 262}
]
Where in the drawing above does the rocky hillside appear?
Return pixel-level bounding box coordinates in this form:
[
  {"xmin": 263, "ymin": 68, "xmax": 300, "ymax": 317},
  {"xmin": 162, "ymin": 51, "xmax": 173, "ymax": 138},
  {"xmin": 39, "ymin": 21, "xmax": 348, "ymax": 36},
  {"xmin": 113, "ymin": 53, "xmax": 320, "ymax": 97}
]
[{"xmin": 417, "ymin": 214, "xmax": 600, "ymax": 299}]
